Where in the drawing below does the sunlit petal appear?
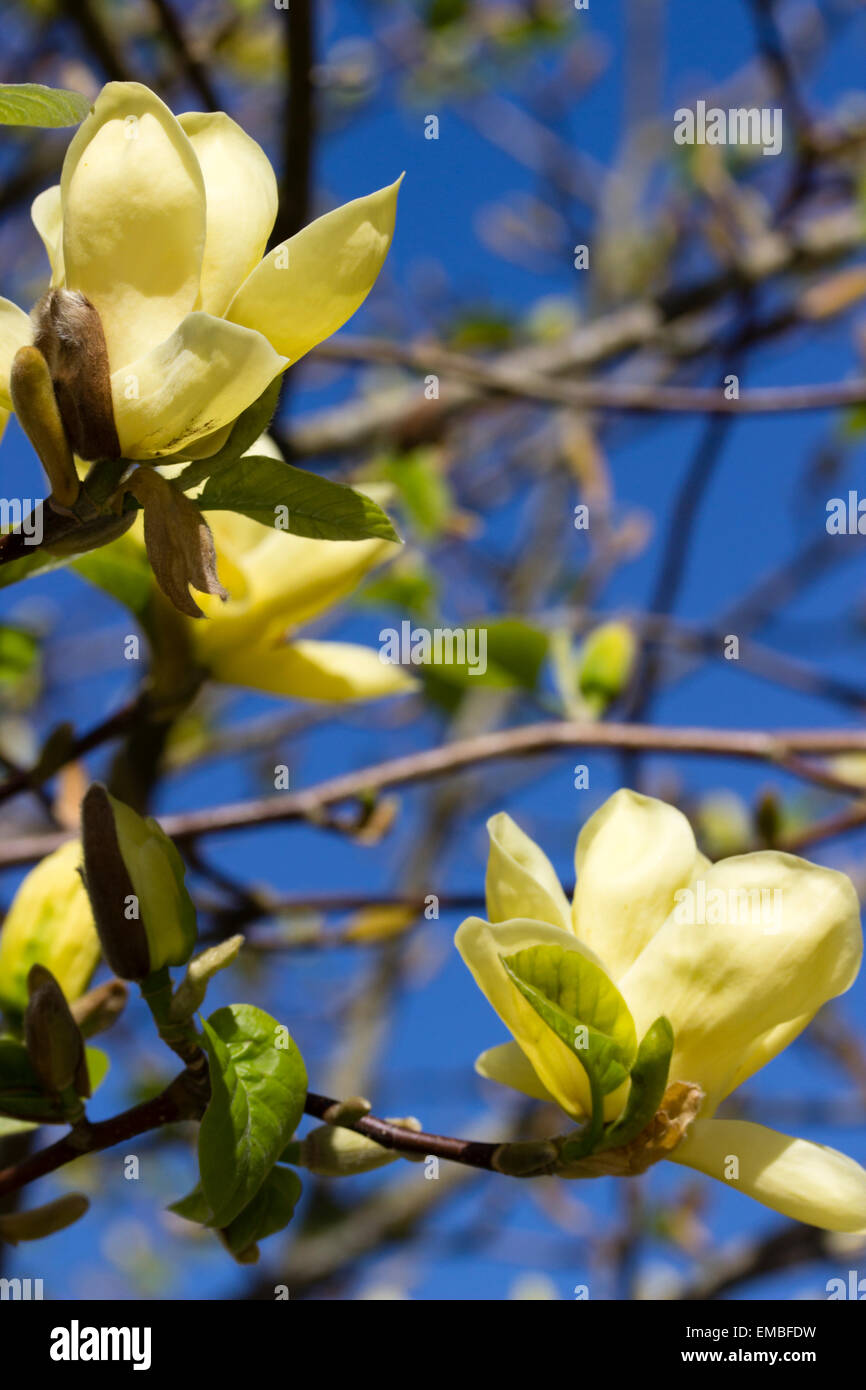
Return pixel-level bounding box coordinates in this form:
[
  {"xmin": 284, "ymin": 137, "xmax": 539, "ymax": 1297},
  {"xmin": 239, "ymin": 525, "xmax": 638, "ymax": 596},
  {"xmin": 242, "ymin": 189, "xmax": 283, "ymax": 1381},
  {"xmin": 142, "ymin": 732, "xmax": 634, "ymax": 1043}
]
[{"xmin": 61, "ymin": 81, "xmax": 206, "ymax": 368}]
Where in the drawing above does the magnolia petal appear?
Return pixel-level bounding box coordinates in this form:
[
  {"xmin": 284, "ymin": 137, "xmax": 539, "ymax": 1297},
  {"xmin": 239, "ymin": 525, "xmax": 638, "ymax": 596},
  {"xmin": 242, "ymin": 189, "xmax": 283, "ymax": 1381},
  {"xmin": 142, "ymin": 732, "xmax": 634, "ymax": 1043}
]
[
  {"xmin": 178, "ymin": 112, "xmax": 278, "ymax": 318},
  {"xmin": 620, "ymin": 851, "xmax": 862, "ymax": 1114},
  {"xmin": 670, "ymin": 1118, "xmax": 866, "ymax": 1233},
  {"xmin": 31, "ymin": 185, "xmax": 65, "ymax": 286},
  {"xmin": 0, "ymin": 299, "xmax": 32, "ymax": 411},
  {"xmin": 485, "ymin": 813, "xmax": 572, "ymax": 932},
  {"xmin": 60, "ymin": 82, "xmax": 206, "ymax": 369},
  {"xmin": 111, "ymin": 313, "xmax": 287, "ymax": 459},
  {"xmin": 227, "ymin": 177, "xmax": 402, "ymax": 363},
  {"xmin": 455, "ymin": 916, "xmax": 622, "ymax": 1120},
  {"xmin": 212, "ymin": 637, "xmax": 417, "ymax": 701},
  {"xmin": 573, "ymin": 788, "xmax": 702, "ymax": 981},
  {"xmin": 193, "ymin": 518, "xmax": 399, "ymax": 662},
  {"xmin": 475, "ymin": 1041, "xmax": 558, "ymax": 1104}
]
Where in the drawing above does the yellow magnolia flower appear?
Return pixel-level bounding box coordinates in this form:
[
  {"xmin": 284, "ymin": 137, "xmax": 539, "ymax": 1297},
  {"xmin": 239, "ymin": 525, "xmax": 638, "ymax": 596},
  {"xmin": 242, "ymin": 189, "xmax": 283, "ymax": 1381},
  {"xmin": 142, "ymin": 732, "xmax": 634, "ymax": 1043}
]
[
  {"xmin": 0, "ymin": 82, "xmax": 400, "ymax": 461},
  {"xmin": 456, "ymin": 788, "xmax": 866, "ymax": 1232},
  {"xmin": 183, "ymin": 504, "xmax": 417, "ymax": 701},
  {"xmin": 0, "ymin": 840, "xmax": 100, "ymax": 1019}
]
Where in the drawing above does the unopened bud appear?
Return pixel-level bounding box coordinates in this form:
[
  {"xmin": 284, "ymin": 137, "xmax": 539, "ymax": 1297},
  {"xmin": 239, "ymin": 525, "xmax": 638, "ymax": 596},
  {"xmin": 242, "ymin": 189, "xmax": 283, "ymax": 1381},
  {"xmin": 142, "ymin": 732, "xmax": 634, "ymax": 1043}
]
[
  {"xmin": 0, "ymin": 839, "xmax": 100, "ymax": 1023},
  {"xmin": 9, "ymin": 346, "xmax": 80, "ymax": 510},
  {"xmin": 577, "ymin": 620, "xmax": 637, "ymax": 712},
  {"xmin": 0, "ymin": 1193, "xmax": 89, "ymax": 1246},
  {"xmin": 169, "ymin": 936, "xmax": 244, "ymax": 1022},
  {"xmin": 23, "ymin": 965, "xmax": 89, "ymax": 1097},
  {"xmin": 31, "ymin": 289, "xmax": 121, "ymax": 462},
  {"xmin": 70, "ymin": 978, "xmax": 129, "ymax": 1038},
  {"xmin": 81, "ymin": 784, "xmax": 197, "ymax": 979},
  {"xmin": 299, "ymin": 1117, "xmax": 422, "ymax": 1177}
]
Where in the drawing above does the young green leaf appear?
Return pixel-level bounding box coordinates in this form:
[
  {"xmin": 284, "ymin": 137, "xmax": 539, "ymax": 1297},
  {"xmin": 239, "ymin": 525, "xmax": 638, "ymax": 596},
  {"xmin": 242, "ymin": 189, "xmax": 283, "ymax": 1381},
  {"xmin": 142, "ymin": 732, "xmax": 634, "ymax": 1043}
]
[
  {"xmin": 595, "ymin": 1016, "xmax": 674, "ymax": 1153},
  {"xmin": 502, "ymin": 943, "xmax": 637, "ymax": 1075},
  {"xmin": 72, "ymin": 534, "xmax": 154, "ymax": 616},
  {"xmin": 501, "ymin": 944, "xmax": 637, "ymax": 1160},
  {"xmin": 0, "ymin": 84, "xmax": 91, "ymax": 128},
  {"xmin": 219, "ymin": 1166, "xmax": 302, "ymax": 1261},
  {"xmin": 197, "ymin": 457, "xmax": 401, "ymax": 543},
  {"xmin": 198, "ymin": 1005, "xmax": 307, "ymax": 1228}
]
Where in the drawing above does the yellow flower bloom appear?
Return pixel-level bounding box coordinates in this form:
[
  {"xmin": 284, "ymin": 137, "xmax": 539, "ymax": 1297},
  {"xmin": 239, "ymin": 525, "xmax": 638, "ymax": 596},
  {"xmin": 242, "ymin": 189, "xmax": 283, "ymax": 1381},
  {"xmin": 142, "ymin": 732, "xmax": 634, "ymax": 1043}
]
[
  {"xmin": 0, "ymin": 840, "xmax": 100, "ymax": 1019},
  {"xmin": 90, "ymin": 445, "xmax": 415, "ymax": 702},
  {"xmin": 0, "ymin": 82, "xmax": 400, "ymax": 460},
  {"xmin": 188, "ymin": 503, "xmax": 416, "ymax": 701},
  {"xmin": 456, "ymin": 788, "xmax": 866, "ymax": 1231}
]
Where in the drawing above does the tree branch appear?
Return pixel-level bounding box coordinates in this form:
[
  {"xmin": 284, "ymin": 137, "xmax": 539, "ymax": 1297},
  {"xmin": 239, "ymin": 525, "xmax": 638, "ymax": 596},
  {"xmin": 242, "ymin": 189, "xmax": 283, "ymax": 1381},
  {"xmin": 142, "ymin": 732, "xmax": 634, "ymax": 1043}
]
[{"xmin": 2, "ymin": 719, "xmax": 866, "ymax": 867}]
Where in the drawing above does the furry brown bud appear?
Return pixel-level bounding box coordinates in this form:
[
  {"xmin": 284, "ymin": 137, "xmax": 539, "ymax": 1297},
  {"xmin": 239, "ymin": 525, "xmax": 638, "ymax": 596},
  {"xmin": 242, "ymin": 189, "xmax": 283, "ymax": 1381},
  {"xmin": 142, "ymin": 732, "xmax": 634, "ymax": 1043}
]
[{"xmin": 31, "ymin": 288, "xmax": 121, "ymax": 462}]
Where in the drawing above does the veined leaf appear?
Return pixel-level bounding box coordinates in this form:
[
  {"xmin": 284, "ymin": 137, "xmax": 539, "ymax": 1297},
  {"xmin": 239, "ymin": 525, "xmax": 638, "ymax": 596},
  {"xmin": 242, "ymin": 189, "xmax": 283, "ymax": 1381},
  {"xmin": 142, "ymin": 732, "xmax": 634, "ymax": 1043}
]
[
  {"xmin": 219, "ymin": 1166, "xmax": 302, "ymax": 1260},
  {"xmin": 502, "ymin": 944, "xmax": 636, "ymax": 1159},
  {"xmin": 72, "ymin": 534, "xmax": 153, "ymax": 615},
  {"xmin": 0, "ymin": 84, "xmax": 91, "ymax": 128},
  {"xmin": 197, "ymin": 456, "xmax": 401, "ymax": 543},
  {"xmin": 596, "ymin": 1016, "xmax": 674, "ymax": 1153},
  {"xmin": 198, "ymin": 1005, "xmax": 307, "ymax": 1228}
]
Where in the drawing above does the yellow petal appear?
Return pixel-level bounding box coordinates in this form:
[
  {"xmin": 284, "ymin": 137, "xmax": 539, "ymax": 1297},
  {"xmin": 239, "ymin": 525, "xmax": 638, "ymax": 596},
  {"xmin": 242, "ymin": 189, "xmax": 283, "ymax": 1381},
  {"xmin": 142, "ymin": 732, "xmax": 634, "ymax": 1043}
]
[
  {"xmin": 60, "ymin": 81, "xmax": 206, "ymax": 369},
  {"xmin": 227, "ymin": 177, "xmax": 402, "ymax": 363},
  {"xmin": 178, "ymin": 112, "xmax": 278, "ymax": 317},
  {"xmin": 111, "ymin": 312, "xmax": 286, "ymax": 459},
  {"xmin": 455, "ymin": 916, "xmax": 614, "ymax": 1120},
  {"xmin": 573, "ymin": 788, "xmax": 702, "ymax": 981},
  {"xmin": 475, "ymin": 1041, "xmax": 558, "ymax": 1104},
  {"xmin": 212, "ymin": 637, "xmax": 417, "ymax": 701},
  {"xmin": 0, "ymin": 298, "xmax": 32, "ymax": 410},
  {"xmin": 31, "ymin": 185, "xmax": 65, "ymax": 286},
  {"xmin": 0, "ymin": 840, "xmax": 100, "ymax": 1017},
  {"xmin": 194, "ymin": 515, "xmax": 399, "ymax": 661},
  {"xmin": 0, "ymin": 409, "xmax": 9, "ymax": 445},
  {"xmin": 670, "ymin": 1118, "xmax": 866, "ymax": 1232},
  {"xmin": 485, "ymin": 813, "xmax": 572, "ymax": 932},
  {"xmin": 619, "ymin": 850, "xmax": 862, "ymax": 1113}
]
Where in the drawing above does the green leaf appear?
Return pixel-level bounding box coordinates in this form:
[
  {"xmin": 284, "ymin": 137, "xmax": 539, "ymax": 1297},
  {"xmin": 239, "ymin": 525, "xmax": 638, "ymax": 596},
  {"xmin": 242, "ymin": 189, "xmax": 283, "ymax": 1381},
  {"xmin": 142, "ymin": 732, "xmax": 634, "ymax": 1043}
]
[
  {"xmin": 501, "ymin": 944, "xmax": 637, "ymax": 1158},
  {"xmin": 0, "ymin": 84, "xmax": 91, "ymax": 128},
  {"xmin": 198, "ymin": 1005, "xmax": 307, "ymax": 1228},
  {"xmin": 502, "ymin": 945, "xmax": 636, "ymax": 1069},
  {"xmin": 0, "ymin": 625, "xmax": 38, "ymax": 685},
  {"xmin": 72, "ymin": 534, "xmax": 154, "ymax": 615},
  {"xmin": 219, "ymin": 1166, "xmax": 302, "ymax": 1260},
  {"xmin": 381, "ymin": 448, "xmax": 453, "ymax": 539},
  {"xmin": 168, "ymin": 1184, "xmax": 212, "ymax": 1224},
  {"xmin": 175, "ymin": 377, "xmax": 283, "ymax": 490},
  {"xmin": 423, "ymin": 616, "xmax": 549, "ymax": 694},
  {"xmin": 197, "ymin": 456, "xmax": 401, "ymax": 543},
  {"xmin": 0, "ymin": 547, "xmax": 68, "ymax": 593},
  {"xmin": 596, "ymin": 1016, "xmax": 674, "ymax": 1153}
]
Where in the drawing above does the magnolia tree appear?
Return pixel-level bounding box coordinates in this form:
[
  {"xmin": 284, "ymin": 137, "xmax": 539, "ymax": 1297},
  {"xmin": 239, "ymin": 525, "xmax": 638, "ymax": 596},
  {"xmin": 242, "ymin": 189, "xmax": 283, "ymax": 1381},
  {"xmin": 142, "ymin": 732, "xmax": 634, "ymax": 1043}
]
[{"xmin": 0, "ymin": 0, "xmax": 865, "ymax": 1304}]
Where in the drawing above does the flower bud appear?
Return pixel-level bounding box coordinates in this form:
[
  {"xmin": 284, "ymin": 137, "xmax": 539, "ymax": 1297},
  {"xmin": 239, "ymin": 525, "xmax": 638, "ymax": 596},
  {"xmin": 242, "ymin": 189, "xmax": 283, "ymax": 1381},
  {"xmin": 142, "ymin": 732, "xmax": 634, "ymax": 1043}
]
[
  {"xmin": 23, "ymin": 965, "xmax": 90, "ymax": 1098},
  {"xmin": 0, "ymin": 1193, "xmax": 89, "ymax": 1246},
  {"xmin": 577, "ymin": 621, "xmax": 637, "ymax": 712},
  {"xmin": 0, "ymin": 839, "xmax": 100, "ymax": 1023},
  {"xmin": 299, "ymin": 1117, "xmax": 422, "ymax": 1177},
  {"xmin": 9, "ymin": 346, "xmax": 81, "ymax": 510},
  {"xmin": 81, "ymin": 784, "xmax": 197, "ymax": 980},
  {"xmin": 169, "ymin": 936, "xmax": 244, "ymax": 1022},
  {"xmin": 31, "ymin": 289, "xmax": 121, "ymax": 462}
]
